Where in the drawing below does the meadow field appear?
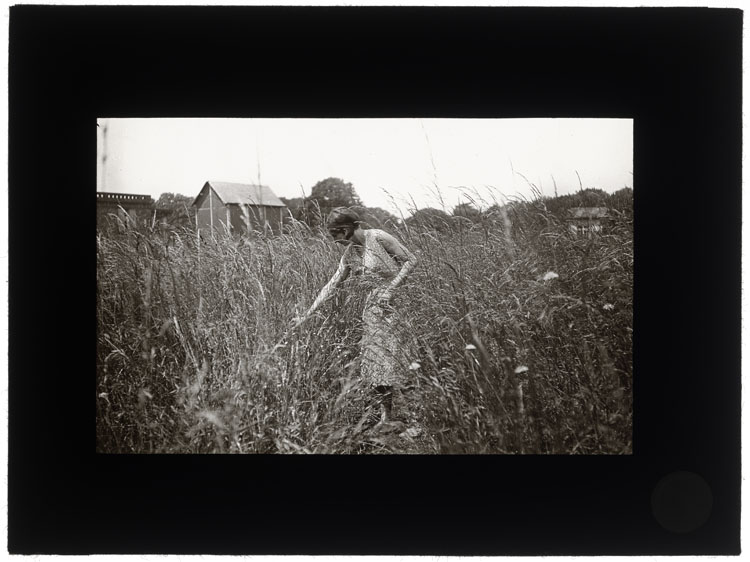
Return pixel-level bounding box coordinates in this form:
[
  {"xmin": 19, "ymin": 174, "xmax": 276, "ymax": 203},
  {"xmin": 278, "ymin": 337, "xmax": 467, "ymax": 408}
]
[{"xmin": 96, "ymin": 193, "xmax": 633, "ymax": 454}]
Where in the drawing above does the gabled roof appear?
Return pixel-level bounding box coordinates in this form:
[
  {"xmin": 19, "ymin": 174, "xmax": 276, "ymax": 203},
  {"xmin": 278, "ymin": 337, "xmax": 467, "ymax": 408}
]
[
  {"xmin": 567, "ymin": 207, "xmax": 610, "ymax": 219},
  {"xmin": 193, "ymin": 181, "xmax": 286, "ymax": 207}
]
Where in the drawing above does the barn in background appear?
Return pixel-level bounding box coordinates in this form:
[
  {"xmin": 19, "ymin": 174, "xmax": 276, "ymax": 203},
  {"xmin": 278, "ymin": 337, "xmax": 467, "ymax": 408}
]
[
  {"xmin": 97, "ymin": 192, "xmax": 155, "ymax": 230},
  {"xmin": 192, "ymin": 181, "xmax": 288, "ymax": 235}
]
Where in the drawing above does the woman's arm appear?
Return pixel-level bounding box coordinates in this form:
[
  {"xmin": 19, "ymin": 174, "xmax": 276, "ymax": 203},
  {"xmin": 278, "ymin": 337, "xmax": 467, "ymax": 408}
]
[
  {"xmin": 304, "ymin": 253, "xmax": 351, "ymax": 318},
  {"xmin": 376, "ymin": 231, "xmax": 418, "ymax": 301}
]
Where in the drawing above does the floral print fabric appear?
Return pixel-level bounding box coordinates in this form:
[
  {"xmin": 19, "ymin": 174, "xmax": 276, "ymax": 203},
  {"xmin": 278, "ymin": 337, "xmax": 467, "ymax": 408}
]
[{"xmin": 342, "ymin": 230, "xmax": 410, "ymax": 387}]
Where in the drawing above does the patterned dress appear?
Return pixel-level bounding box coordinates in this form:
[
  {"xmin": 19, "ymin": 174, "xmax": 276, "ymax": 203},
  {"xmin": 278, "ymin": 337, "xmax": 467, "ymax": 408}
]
[{"xmin": 341, "ymin": 229, "xmax": 412, "ymax": 387}]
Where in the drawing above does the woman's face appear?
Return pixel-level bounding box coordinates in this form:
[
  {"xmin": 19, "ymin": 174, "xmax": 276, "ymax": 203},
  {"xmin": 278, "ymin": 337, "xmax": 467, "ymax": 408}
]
[{"xmin": 328, "ymin": 225, "xmax": 353, "ymax": 245}]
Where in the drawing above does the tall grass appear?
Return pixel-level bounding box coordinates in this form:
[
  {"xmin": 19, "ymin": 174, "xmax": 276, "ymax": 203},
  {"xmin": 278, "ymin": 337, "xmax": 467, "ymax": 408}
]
[{"xmin": 96, "ymin": 199, "xmax": 632, "ymax": 454}]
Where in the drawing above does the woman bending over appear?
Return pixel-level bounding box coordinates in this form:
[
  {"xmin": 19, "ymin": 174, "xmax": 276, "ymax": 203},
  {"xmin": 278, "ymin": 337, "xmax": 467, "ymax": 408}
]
[{"xmin": 295, "ymin": 207, "xmax": 418, "ymax": 426}]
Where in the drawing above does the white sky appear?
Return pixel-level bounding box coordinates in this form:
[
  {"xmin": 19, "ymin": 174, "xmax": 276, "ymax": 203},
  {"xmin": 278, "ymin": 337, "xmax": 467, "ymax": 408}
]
[{"xmin": 97, "ymin": 117, "xmax": 632, "ymax": 215}]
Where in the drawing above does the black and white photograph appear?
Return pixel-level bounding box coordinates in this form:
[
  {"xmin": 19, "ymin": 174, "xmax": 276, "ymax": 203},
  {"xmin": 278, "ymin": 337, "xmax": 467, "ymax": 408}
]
[
  {"xmin": 10, "ymin": 4, "xmax": 741, "ymax": 555},
  {"xmin": 96, "ymin": 117, "xmax": 633, "ymax": 454}
]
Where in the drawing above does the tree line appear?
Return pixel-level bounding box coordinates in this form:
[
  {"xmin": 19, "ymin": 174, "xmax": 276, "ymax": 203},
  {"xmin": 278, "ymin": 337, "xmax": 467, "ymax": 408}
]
[{"xmin": 153, "ymin": 177, "xmax": 633, "ymax": 231}]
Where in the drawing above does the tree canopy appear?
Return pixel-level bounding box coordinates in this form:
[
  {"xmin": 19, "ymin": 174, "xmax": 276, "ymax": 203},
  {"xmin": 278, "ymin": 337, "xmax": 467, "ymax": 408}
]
[
  {"xmin": 156, "ymin": 192, "xmax": 193, "ymax": 210},
  {"xmin": 351, "ymin": 205, "xmax": 399, "ymax": 229},
  {"xmin": 542, "ymin": 188, "xmax": 610, "ymax": 217},
  {"xmin": 310, "ymin": 177, "xmax": 361, "ymax": 207},
  {"xmin": 279, "ymin": 196, "xmax": 306, "ymax": 222},
  {"xmin": 404, "ymin": 207, "xmax": 452, "ymax": 232},
  {"xmin": 452, "ymin": 202, "xmax": 482, "ymax": 222},
  {"xmin": 155, "ymin": 192, "xmax": 194, "ymax": 228},
  {"xmin": 281, "ymin": 177, "xmax": 368, "ymax": 227},
  {"xmin": 608, "ymin": 187, "xmax": 634, "ymax": 215}
]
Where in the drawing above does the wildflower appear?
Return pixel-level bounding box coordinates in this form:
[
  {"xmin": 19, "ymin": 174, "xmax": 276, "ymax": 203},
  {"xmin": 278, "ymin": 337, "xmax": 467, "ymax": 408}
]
[
  {"xmin": 198, "ymin": 410, "xmax": 226, "ymax": 430},
  {"xmin": 400, "ymin": 426, "xmax": 423, "ymax": 439},
  {"xmin": 603, "ymin": 303, "xmax": 615, "ymax": 311},
  {"xmin": 137, "ymin": 388, "xmax": 152, "ymax": 408},
  {"xmin": 542, "ymin": 271, "xmax": 559, "ymax": 281},
  {"xmin": 465, "ymin": 344, "xmax": 477, "ymax": 351},
  {"xmin": 408, "ymin": 362, "xmax": 421, "ymax": 371},
  {"xmin": 514, "ymin": 365, "xmax": 529, "ymax": 374}
]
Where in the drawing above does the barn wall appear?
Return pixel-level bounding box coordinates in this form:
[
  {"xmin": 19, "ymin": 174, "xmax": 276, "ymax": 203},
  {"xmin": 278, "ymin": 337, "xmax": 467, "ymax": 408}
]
[
  {"xmin": 96, "ymin": 203, "xmax": 153, "ymax": 230},
  {"xmin": 97, "ymin": 205, "xmax": 118, "ymax": 229},
  {"xmin": 264, "ymin": 205, "xmax": 286, "ymax": 233},
  {"xmin": 195, "ymin": 188, "xmax": 288, "ymax": 235},
  {"xmin": 250, "ymin": 205, "xmax": 267, "ymax": 231},
  {"xmin": 229, "ymin": 205, "xmax": 245, "ymax": 233},
  {"xmin": 196, "ymin": 187, "xmax": 228, "ymax": 234},
  {"xmin": 234, "ymin": 204, "xmax": 286, "ymax": 233}
]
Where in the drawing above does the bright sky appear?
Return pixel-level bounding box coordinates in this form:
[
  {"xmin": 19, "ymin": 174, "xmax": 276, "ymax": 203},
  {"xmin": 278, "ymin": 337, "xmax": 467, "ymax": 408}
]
[{"xmin": 97, "ymin": 118, "xmax": 632, "ymax": 215}]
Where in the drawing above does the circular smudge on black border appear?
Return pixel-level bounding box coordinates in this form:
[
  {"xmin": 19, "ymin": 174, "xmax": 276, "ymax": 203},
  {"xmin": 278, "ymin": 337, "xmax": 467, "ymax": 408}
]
[{"xmin": 652, "ymin": 471, "xmax": 713, "ymax": 533}]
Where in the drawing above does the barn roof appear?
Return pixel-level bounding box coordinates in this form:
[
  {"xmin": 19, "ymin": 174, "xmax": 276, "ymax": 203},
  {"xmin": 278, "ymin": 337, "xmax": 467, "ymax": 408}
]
[
  {"xmin": 194, "ymin": 181, "xmax": 286, "ymax": 207},
  {"xmin": 567, "ymin": 207, "xmax": 610, "ymax": 219}
]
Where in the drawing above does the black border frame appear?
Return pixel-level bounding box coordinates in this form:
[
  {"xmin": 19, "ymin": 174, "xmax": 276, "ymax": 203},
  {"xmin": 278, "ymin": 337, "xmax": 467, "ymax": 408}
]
[{"xmin": 8, "ymin": 5, "xmax": 741, "ymax": 555}]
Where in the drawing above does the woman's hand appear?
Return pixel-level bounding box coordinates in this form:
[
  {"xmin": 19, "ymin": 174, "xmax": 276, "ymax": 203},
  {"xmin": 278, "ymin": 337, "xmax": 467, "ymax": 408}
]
[
  {"xmin": 289, "ymin": 315, "xmax": 307, "ymax": 331},
  {"xmin": 377, "ymin": 288, "xmax": 393, "ymax": 308}
]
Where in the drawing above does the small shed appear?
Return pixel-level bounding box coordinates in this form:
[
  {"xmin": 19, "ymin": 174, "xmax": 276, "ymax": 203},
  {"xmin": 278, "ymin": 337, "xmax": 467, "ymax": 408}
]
[
  {"xmin": 192, "ymin": 181, "xmax": 288, "ymax": 235},
  {"xmin": 566, "ymin": 207, "xmax": 610, "ymax": 236}
]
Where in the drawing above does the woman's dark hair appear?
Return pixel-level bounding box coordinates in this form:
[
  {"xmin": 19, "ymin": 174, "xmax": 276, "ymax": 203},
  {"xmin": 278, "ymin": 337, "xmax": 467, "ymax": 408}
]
[{"xmin": 327, "ymin": 207, "xmax": 361, "ymax": 228}]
